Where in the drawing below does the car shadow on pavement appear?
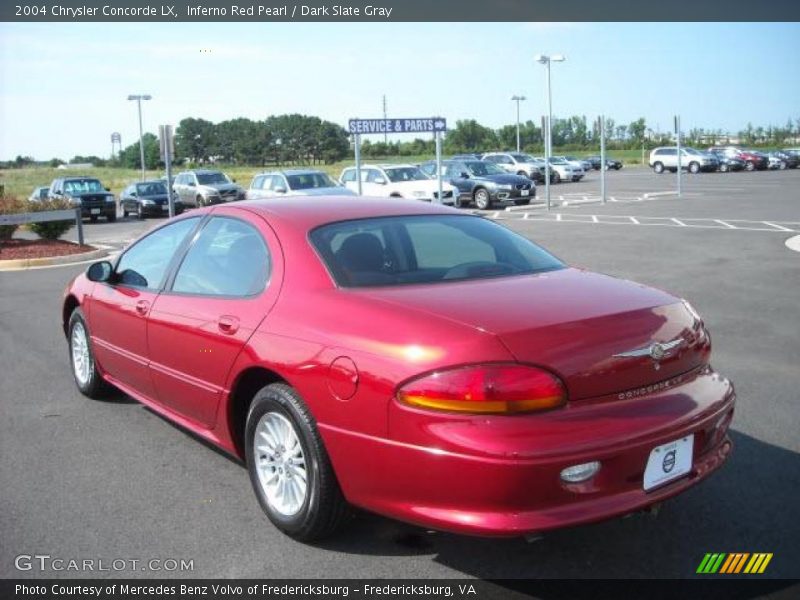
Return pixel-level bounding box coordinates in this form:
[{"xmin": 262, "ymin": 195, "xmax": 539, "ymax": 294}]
[{"xmin": 316, "ymin": 430, "xmax": 799, "ymax": 580}]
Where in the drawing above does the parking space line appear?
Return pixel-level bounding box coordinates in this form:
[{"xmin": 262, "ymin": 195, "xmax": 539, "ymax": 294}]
[
  {"xmin": 715, "ymin": 220, "xmax": 737, "ymax": 229},
  {"xmin": 508, "ymin": 213, "xmax": 800, "ymax": 233},
  {"xmin": 763, "ymin": 221, "xmax": 793, "ymax": 232}
]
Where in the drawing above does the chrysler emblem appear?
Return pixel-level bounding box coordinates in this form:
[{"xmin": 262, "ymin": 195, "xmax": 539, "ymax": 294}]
[{"xmin": 613, "ymin": 339, "xmax": 683, "ymax": 370}]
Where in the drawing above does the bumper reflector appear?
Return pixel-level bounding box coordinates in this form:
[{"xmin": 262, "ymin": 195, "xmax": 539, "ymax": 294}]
[{"xmin": 560, "ymin": 461, "xmax": 601, "ymax": 483}]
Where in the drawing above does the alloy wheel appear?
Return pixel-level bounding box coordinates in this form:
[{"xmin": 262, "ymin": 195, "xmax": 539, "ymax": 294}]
[{"xmin": 253, "ymin": 412, "xmax": 308, "ymax": 517}]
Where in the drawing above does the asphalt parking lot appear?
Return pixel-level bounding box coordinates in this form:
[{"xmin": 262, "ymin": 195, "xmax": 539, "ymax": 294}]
[{"xmin": 1, "ymin": 167, "xmax": 798, "ymax": 581}]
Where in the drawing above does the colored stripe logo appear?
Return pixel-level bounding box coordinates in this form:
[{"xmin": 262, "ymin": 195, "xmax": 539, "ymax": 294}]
[{"xmin": 697, "ymin": 553, "xmax": 773, "ymax": 574}]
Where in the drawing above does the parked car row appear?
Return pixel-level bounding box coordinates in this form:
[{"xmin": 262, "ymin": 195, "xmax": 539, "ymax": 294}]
[{"xmin": 649, "ymin": 145, "xmax": 800, "ymax": 174}]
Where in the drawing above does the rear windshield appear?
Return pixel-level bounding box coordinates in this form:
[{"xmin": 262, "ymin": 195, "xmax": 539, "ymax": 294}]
[{"xmin": 310, "ymin": 215, "xmax": 564, "ymax": 288}]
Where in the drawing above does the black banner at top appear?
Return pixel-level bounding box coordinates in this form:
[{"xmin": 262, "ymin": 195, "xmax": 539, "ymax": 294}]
[{"xmin": 3, "ymin": 0, "xmax": 800, "ymax": 22}]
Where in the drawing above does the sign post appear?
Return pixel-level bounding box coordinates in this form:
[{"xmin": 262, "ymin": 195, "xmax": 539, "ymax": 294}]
[
  {"xmin": 675, "ymin": 115, "xmax": 682, "ymax": 198},
  {"xmin": 542, "ymin": 115, "xmax": 551, "ymax": 211},
  {"xmin": 348, "ymin": 117, "xmax": 447, "ymax": 203},
  {"xmin": 159, "ymin": 125, "xmax": 176, "ymax": 217},
  {"xmin": 599, "ymin": 115, "xmax": 607, "ymax": 204}
]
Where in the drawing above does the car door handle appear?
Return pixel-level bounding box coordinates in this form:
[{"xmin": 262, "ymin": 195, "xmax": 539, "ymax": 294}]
[
  {"xmin": 135, "ymin": 300, "xmax": 150, "ymax": 316},
  {"xmin": 217, "ymin": 316, "xmax": 240, "ymax": 335}
]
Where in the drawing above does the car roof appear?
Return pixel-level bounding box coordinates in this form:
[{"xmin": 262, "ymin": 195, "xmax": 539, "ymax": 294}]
[
  {"xmin": 230, "ymin": 196, "xmax": 458, "ymax": 233},
  {"xmin": 183, "ymin": 169, "xmax": 224, "ymax": 174}
]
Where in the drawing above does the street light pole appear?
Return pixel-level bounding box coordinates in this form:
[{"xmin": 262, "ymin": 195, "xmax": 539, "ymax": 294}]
[
  {"xmin": 534, "ymin": 54, "xmax": 565, "ymax": 211},
  {"xmin": 511, "ymin": 95, "xmax": 526, "ymax": 153},
  {"xmin": 127, "ymin": 94, "xmax": 152, "ymax": 181}
]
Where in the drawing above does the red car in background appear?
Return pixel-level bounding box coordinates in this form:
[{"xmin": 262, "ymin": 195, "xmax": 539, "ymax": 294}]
[
  {"xmin": 62, "ymin": 198, "xmax": 735, "ymax": 541},
  {"xmin": 709, "ymin": 146, "xmax": 769, "ymax": 171}
]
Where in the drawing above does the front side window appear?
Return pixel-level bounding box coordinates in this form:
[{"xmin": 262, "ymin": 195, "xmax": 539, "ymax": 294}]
[
  {"xmin": 340, "ymin": 170, "xmax": 356, "ymax": 183},
  {"xmin": 172, "ymin": 217, "xmax": 270, "ymax": 297},
  {"xmin": 116, "ymin": 218, "xmax": 200, "ymax": 289},
  {"xmin": 310, "ymin": 215, "xmax": 564, "ymax": 288}
]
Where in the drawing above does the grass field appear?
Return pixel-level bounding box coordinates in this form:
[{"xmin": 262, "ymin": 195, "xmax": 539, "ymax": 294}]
[{"xmin": 0, "ymin": 150, "xmax": 646, "ymax": 200}]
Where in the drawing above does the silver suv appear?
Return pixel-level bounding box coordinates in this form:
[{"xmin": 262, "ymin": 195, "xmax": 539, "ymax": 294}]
[
  {"xmin": 649, "ymin": 147, "xmax": 718, "ymax": 174},
  {"xmin": 481, "ymin": 152, "xmax": 547, "ymax": 183},
  {"xmin": 173, "ymin": 169, "xmax": 245, "ymax": 207}
]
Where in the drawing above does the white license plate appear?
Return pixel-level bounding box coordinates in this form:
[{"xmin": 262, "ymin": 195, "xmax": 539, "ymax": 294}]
[
  {"xmin": 643, "ymin": 435, "xmax": 693, "ymax": 491},
  {"xmin": 90, "ymin": 208, "xmax": 100, "ymax": 215},
  {"xmin": 520, "ymin": 189, "xmax": 529, "ymax": 196}
]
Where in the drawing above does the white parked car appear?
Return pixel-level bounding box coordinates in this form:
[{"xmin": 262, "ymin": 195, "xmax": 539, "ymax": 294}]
[
  {"xmin": 556, "ymin": 156, "xmax": 592, "ymax": 175},
  {"xmin": 535, "ymin": 157, "xmax": 584, "ymax": 183},
  {"xmin": 247, "ymin": 169, "xmax": 355, "ymax": 200},
  {"xmin": 649, "ymin": 147, "xmax": 719, "ymax": 174},
  {"xmin": 339, "ymin": 164, "xmax": 456, "ymax": 204}
]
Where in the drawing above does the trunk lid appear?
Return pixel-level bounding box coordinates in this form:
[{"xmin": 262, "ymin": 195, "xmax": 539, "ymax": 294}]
[{"xmin": 356, "ymin": 268, "xmax": 709, "ymax": 401}]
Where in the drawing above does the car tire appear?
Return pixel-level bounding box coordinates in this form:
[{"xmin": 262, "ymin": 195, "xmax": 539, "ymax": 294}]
[
  {"xmin": 689, "ymin": 162, "xmax": 700, "ymax": 174},
  {"xmin": 107, "ymin": 212, "xmax": 116, "ymax": 223},
  {"xmin": 720, "ymin": 163, "xmax": 729, "ymax": 173},
  {"xmin": 122, "ymin": 206, "xmax": 128, "ymax": 217},
  {"xmin": 653, "ymin": 162, "xmax": 664, "ymax": 174},
  {"xmin": 196, "ymin": 195, "xmax": 204, "ymax": 207},
  {"xmin": 68, "ymin": 308, "xmax": 110, "ymax": 399},
  {"xmin": 245, "ymin": 383, "xmax": 350, "ymax": 542},
  {"xmin": 745, "ymin": 161, "xmax": 755, "ymax": 171},
  {"xmin": 137, "ymin": 204, "xmax": 144, "ymax": 220},
  {"xmin": 473, "ymin": 188, "xmax": 491, "ymax": 210},
  {"xmin": 779, "ymin": 161, "xmax": 787, "ymax": 170},
  {"xmin": 552, "ymin": 171, "xmax": 561, "ymax": 184},
  {"xmin": 89, "ymin": 215, "xmax": 98, "ymax": 223}
]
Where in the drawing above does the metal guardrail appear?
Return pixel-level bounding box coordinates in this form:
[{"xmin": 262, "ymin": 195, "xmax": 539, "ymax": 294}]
[{"xmin": 0, "ymin": 208, "xmax": 84, "ymax": 245}]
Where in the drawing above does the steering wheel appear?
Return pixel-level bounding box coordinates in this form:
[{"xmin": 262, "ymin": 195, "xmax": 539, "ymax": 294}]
[{"xmin": 443, "ymin": 261, "xmax": 518, "ymax": 280}]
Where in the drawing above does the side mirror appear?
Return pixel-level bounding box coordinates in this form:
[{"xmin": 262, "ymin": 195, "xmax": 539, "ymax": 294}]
[
  {"xmin": 130, "ymin": 191, "xmax": 137, "ymax": 197},
  {"xmin": 87, "ymin": 261, "xmax": 113, "ymax": 283},
  {"xmin": 460, "ymin": 172, "xmax": 470, "ymax": 179},
  {"xmin": 187, "ymin": 181, "xmax": 195, "ymax": 187},
  {"xmin": 105, "ymin": 187, "xmax": 111, "ymax": 192},
  {"xmin": 274, "ymin": 187, "xmax": 287, "ymax": 194}
]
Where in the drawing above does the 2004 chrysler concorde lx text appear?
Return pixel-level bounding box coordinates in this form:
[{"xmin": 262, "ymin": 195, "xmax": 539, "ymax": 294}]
[{"xmin": 62, "ymin": 197, "xmax": 734, "ymax": 541}]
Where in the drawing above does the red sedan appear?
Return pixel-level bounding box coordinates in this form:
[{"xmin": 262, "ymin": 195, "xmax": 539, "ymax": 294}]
[{"xmin": 62, "ymin": 197, "xmax": 734, "ymax": 541}]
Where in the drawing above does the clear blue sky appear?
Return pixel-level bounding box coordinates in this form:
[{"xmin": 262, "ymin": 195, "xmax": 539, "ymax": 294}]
[{"xmin": 1, "ymin": 22, "xmax": 798, "ymax": 160}]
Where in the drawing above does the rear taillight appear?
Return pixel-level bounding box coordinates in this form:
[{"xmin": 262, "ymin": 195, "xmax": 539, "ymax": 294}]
[{"xmin": 397, "ymin": 364, "xmax": 567, "ymax": 414}]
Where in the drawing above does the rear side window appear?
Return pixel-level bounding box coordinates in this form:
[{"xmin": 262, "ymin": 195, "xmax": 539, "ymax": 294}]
[
  {"xmin": 310, "ymin": 215, "xmax": 564, "ymax": 288},
  {"xmin": 171, "ymin": 217, "xmax": 270, "ymax": 297}
]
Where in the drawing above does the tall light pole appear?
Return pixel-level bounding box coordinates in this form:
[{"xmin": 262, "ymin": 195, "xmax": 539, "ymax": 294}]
[
  {"xmin": 127, "ymin": 94, "xmax": 152, "ymax": 181},
  {"xmin": 511, "ymin": 95, "xmax": 526, "ymax": 153},
  {"xmin": 534, "ymin": 54, "xmax": 565, "ymax": 210},
  {"xmin": 382, "ymin": 94, "xmax": 388, "ymax": 144}
]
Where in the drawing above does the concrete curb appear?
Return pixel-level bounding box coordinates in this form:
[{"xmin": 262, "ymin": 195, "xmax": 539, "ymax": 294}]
[{"xmin": 0, "ymin": 246, "xmax": 107, "ymax": 271}]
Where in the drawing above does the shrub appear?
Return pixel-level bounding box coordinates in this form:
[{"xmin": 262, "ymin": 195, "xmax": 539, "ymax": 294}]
[
  {"xmin": 26, "ymin": 198, "xmax": 74, "ymax": 241},
  {"xmin": 0, "ymin": 194, "xmax": 25, "ymax": 241}
]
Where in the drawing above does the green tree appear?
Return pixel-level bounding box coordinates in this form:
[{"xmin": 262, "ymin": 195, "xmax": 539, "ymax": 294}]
[
  {"xmin": 175, "ymin": 117, "xmax": 215, "ymax": 163},
  {"xmin": 443, "ymin": 120, "xmax": 498, "ymax": 154},
  {"xmin": 118, "ymin": 133, "xmax": 161, "ymax": 170}
]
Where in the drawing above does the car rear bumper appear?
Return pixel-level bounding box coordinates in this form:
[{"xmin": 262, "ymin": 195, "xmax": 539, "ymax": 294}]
[
  {"xmin": 80, "ymin": 206, "xmax": 116, "ymax": 218},
  {"xmin": 322, "ymin": 366, "xmax": 735, "ymax": 537}
]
